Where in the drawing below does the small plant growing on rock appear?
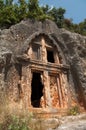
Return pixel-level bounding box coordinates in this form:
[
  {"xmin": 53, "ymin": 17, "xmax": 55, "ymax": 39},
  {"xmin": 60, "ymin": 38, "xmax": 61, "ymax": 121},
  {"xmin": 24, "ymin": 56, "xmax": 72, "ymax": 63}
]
[{"xmin": 68, "ymin": 106, "xmax": 80, "ymax": 116}]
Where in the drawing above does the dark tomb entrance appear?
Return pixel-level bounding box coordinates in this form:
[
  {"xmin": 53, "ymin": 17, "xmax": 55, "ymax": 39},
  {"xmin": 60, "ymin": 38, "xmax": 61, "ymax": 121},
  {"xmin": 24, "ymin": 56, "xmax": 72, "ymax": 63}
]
[{"xmin": 31, "ymin": 72, "xmax": 43, "ymax": 107}]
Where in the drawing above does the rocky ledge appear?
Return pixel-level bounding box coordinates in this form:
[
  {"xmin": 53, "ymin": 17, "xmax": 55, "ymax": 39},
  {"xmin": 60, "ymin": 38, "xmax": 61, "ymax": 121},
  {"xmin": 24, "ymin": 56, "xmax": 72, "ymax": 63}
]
[{"xmin": 33, "ymin": 113, "xmax": 86, "ymax": 130}]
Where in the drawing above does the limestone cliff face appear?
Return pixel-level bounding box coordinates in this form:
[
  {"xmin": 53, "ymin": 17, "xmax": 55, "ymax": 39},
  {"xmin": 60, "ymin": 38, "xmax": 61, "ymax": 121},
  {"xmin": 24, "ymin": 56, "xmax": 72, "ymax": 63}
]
[
  {"xmin": 0, "ymin": 19, "xmax": 86, "ymax": 112},
  {"xmin": 59, "ymin": 29, "xmax": 86, "ymax": 107}
]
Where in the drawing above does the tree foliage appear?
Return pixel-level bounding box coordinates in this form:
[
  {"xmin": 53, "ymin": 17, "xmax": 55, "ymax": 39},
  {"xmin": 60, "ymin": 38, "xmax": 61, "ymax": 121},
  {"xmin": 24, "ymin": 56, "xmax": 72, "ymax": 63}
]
[
  {"xmin": 0, "ymin": 0, "xmax": 86, "ymax": 36},
  {"xmin": 48, "ymin": 7, "xmax": 66, "ymax": 28},
  {"xmin": 28, "ymin": 0, "xmax": 41, "ymax": 18}
]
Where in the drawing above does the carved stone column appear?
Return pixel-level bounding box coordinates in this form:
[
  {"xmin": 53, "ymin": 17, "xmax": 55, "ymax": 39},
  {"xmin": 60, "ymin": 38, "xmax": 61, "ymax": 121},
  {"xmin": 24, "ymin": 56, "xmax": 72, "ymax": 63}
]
[
  {"xmin": 57, "ymin": 74, "xmax": 63, "ymax": 108},
  {"xmin": 21, "ymin": 65, "xmax": 32, "ymax": 109},
  {"xmin": 41, "ymin": 38, "xmax": 47, "ymax": 63},
  {"xmin": 58, "ymin": 72, "xmax": 70, "ymax": 108},
  {"xmin": 43, "ymin": 71, "xmax": 52, "ymax": 108}
]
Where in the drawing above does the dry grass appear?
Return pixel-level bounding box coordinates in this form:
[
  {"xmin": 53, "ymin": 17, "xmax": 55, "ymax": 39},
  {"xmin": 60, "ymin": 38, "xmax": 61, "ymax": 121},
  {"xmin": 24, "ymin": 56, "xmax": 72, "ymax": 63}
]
[
  {"xmin": 0, "ymin": 92, "xmax": 44, "ymax": 130},
  {"xmin": 0, "ymin": 91, "xmax": 54, "ymax": 130}
]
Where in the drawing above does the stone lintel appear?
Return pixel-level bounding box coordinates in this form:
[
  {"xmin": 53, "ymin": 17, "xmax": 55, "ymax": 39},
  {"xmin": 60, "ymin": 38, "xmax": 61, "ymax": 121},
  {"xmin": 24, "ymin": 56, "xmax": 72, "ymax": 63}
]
[{"xmin": 30, "ymin": 60, "xmax": 69, "ymax": 71}]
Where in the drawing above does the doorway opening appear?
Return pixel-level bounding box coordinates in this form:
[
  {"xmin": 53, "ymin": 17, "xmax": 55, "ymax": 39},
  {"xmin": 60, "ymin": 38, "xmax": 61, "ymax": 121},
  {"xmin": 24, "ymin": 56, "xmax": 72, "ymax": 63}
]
[
  {"xmin": 31, "ymin": 72, "xmax": 44, "ymax": 108},
  {"xmin": 47, "ymin": 49, "xmax": 55, "ymax": 63}
]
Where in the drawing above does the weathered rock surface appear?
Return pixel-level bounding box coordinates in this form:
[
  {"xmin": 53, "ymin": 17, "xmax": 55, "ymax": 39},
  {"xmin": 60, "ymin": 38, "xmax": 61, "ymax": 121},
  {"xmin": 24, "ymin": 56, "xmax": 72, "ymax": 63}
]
[
  {"xmin": 0, "ymin": 19, "xmax": 86, "ymax": 111},
  {"xmin": 32, "ymin": 114, "xmax": 86, "ymax": 130},
  {"xmin": 57, "ymin": 120, "xmax": 86, "ymax": 130},
  {"xmin": 60, "ymin": 29, "xmax": 86, "ymax": 103},
  {"xmin": 56, "ymin": 114, "xmax": 86, "ymax": 130}
]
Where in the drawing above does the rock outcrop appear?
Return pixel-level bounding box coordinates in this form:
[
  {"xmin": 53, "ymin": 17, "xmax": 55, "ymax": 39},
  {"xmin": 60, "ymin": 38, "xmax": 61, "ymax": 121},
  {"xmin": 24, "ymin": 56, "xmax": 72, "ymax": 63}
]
[{"xmin": 0, "ymin": 19, "xmax": 86, "ymax": 114}]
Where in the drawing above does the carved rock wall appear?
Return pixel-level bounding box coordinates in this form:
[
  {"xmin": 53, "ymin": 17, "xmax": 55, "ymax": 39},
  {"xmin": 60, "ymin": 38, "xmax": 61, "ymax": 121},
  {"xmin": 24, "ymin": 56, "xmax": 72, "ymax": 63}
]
[{"xmin": 0, "ymin": 19, "xmax": 86, "ymax": 113}]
